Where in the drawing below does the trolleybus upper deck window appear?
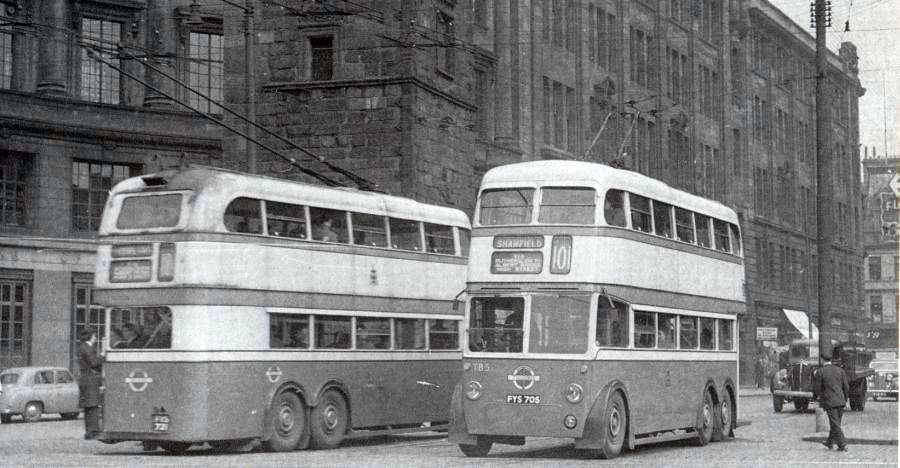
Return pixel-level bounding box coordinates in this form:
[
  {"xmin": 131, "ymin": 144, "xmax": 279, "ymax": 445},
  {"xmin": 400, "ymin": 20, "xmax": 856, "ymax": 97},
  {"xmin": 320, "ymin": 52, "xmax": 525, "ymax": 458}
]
[
  {"xmin": 629, "ymin": 194, "xmax": 652, "ymax": 232},
  {"xmin": 529, "ymin": 294, "xmax": 590, "ymax": 354},
  {"xmin": 674, "ymin": 207, "xmax": 694, "ymax": 243},
  {"xmin": 653, "ymin": 201, "xmax": 674, "ymax": 238},
  {"xmin": 538, "ymin": 187, "xmax": 595, "ymax": 224},
  {"xmin": 389, "ymin": 218, "xmax": 422, "ymax": 251},
  {"xmin": 116, "ymin": 194, "xmax": 182, "ymax": 229},
  {"xmin": 224, "ymin": 197, "xmax": 262, "ymax": 234},
  {"xmin": 265, "ymin": 201, "xmax": 307, "ymax": 239},
  {"xmin": 695, "ymin": 214, "xmax": 712, "ymax": 248},
  {"xmin": 713, "ymin": 219, "xmax": 731, "ymax": 253},
  {"xmin": 425, "ymin": 223, "xmax": 455, "ymax": 254},
  {"xmin": 603, "ymin": 190, "xmax": 627, "ymax": 227},
  {"xmin": 479, "ymin": 188, "xmax": 534, "ymax": 225},
  {"xmin": 352, "ymin": 212, "xmax": 388, "ymax": 248},
  {"xmin": 310, "ymin": 207, "xmax": 349, "ymax": 243}
]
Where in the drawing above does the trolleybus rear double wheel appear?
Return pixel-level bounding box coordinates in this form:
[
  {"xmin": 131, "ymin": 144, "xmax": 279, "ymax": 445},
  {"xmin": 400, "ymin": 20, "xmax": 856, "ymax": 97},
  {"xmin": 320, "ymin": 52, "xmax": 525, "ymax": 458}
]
[
  {"xmin": 264, "ymin": 391, "xmax": 309, "ymax": 452},
  {"xmin": 598, "ymin": 391, "xmax": 627, "ymax": 459},
  {"xmin": 310, "ymin": 389, "xmax": 348, "ymax": 449},
  {"xmin": 158, "ymin": 441, "xmax": 192, "ymax": 454},
  {"xmin": 691, "ymin": 390, "xmax": 715, "ymax": 446},
  {"xmin": 458, "ymin": 437, "xmax": 493, "ymax": 457},
  {"xmin": 719, "ymin": 389, "xmax": 735, "ymax": 438}
]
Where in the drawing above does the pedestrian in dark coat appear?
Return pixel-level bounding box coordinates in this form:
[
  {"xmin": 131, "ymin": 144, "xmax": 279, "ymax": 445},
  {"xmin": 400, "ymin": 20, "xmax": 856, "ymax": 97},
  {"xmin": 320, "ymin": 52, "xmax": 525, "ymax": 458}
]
[
  {"xmin": 814, "ymin": 347, "xmax": 849, "ymax": 451},
  {"xmin": 78, "ymin": 329, "xmax": 104, "ymax": 439}
]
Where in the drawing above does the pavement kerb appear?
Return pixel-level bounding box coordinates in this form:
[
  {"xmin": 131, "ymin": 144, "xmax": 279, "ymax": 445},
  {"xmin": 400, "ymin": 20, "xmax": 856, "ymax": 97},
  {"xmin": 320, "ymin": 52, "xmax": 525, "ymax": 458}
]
[{"xmin": 801, "ymin": 435, "xmax": 898, "ymax": 446}]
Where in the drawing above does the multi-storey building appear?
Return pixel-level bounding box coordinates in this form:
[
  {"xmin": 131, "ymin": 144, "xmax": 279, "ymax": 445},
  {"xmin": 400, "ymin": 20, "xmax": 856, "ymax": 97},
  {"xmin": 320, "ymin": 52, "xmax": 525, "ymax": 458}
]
[
  {"xmin": 0, "ymin": 0, "xmax": 865, "ymax": 387},
  {"xmin": 238, "ymin": 0, "xmax": 864, "ymax": 384},
  {"xmin": 0, "ymin": 0, "xmax": 222, "ymax": 370},
  {"xmin": 861, "ymin": 152, "xmax": 898, "ymax": 355}
]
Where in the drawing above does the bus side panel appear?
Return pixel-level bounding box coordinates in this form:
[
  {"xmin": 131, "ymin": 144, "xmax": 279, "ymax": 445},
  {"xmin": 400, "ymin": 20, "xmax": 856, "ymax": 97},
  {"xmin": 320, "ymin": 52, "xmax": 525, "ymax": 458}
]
[{"xmin": 459, "ymin": 358, "xmax": 735, "ymax": 438}]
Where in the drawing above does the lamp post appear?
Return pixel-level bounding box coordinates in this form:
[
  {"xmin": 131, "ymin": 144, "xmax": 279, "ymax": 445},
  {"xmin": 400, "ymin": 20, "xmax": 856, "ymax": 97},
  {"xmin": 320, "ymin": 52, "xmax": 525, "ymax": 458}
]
[{"xmin": 188, "ymin": 0, "xmax": 256, "ymax": 174}]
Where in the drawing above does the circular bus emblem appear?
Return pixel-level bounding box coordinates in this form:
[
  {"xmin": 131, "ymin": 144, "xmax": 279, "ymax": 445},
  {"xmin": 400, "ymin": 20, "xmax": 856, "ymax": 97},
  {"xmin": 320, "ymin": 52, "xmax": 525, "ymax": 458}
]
[
  {"xmin": 125, "ymin": 369, "xmax": 153, "ymax": 392},
  {"xmin": 507, "ymin": 366, "xmax": 541, "ymax": 390}
]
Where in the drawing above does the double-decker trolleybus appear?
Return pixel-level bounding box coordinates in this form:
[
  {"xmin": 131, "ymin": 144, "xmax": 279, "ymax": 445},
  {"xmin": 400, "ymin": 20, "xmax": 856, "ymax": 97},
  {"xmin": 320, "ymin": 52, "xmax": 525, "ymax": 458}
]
[
  {"xmin": 449, "ymin": 161, "xmax": 745, "ymax": 459},
  {"xmin": 92, "ymin": 166, "xmax": 470, "ymax": 453}
]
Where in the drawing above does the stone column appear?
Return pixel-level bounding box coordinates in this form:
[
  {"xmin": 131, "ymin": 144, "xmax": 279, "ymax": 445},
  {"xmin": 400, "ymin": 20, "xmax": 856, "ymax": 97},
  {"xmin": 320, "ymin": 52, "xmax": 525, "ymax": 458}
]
[
  {"xmin": 143, "ymin": 0, "xmax": 177, "ymax": 108},
  {"xmin": 36, "ymin": 0, "xmax": 69, "ymax": 96},
  {"xmin": 493, "ymin": 0, "xmax": 513, "ymax": 144}
]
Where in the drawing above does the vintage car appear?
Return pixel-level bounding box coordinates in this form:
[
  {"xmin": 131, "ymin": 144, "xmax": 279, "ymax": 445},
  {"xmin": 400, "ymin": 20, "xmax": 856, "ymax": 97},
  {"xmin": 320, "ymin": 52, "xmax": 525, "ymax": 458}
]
[
  {"xmin": 771, "ymin": 340, "xmax": 874, "ymax": 412},
  {"xmin": 0, "ymin": 366, "xmax": 81, "ymax": 423},
  {"xmin": 868, "ymin": 359, "xmax": 899, "ymax": 401}
]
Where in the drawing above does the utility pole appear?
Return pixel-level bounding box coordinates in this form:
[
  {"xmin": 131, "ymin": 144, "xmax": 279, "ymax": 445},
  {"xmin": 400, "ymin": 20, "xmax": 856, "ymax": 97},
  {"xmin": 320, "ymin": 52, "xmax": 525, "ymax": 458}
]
[
  {"xmin": 814, "ymin": 0, "xmax": 833, "ymax": 356},
  {"xmin": 244, "ymin": 0, "xmax": 257, "ymax": 174}
]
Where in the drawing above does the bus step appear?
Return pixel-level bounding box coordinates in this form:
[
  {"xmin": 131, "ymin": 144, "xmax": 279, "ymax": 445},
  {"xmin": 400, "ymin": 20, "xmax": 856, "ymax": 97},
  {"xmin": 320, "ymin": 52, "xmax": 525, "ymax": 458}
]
[
  {"xmin": 633, "ymin": 430, "xmax": 696, "ymax": 446},
  {"xmin": 344, "ymin": 422, "xmax": 450, "ymax": 439}
]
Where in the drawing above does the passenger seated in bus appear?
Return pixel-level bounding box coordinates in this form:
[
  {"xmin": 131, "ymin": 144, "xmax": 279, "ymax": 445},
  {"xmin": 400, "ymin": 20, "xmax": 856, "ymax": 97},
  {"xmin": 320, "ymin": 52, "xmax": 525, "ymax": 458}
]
[
  {"xmin": 287, "ymin": 225, "xmax": 305, "ymax": 238},
  {"xmin": 313, "ymin": 217, "xmax": 339, "ymax": 242},
  {"xmin": 604, "ymin": 191, "xmax": 626, "ymax": 227},
  {"xmin": 113, "ymin": 323, "xmax": 140, "ymax": 349},
  {"xmin": 289, "ymin": 324, "xmax": 309, "ymax": 348}
]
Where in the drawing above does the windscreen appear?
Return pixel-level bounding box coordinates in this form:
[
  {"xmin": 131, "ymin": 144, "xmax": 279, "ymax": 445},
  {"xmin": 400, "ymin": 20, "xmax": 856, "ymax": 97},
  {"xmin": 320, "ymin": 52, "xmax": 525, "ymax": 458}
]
[
  {"xmin": 871, "ymin": 361, "xmax": 896, "ymax": 371},
  {"xmin": 479, "ymin": 188, "xmax": 534, "ymax": 225},
  {"xmin": 468, "ymin": 297, "xmax": 524, "ymax": 352},
  {"xmin": 529, "ymin": 294, "xmax": 590, "ymax": 353},
  {"xmin": 116, "ymin": 194, "xmax": 182, "ymax": 229}
]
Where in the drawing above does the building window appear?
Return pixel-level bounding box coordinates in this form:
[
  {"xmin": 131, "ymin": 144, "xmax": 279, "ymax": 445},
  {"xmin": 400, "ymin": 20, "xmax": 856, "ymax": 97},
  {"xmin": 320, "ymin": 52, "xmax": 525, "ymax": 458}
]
[
  {"xmin": 0, "ymin": 20, "xmax": 11, "ymax": 89},
  {"xmin": 0, "ymin": 279, "xmax": 29, "ymax": 369},
  {"xmin": 0, "ymin": 153, "xmax": 32, "ymax": 226},
  {"xmin": 436, "ymin": 10, "xmax": 455, "ymax": 75},
  {"xmin": 472, "ymin": 0, "xmax": 488, "ymax": 28},
  {"xmin": 72, "ymin": 160, "xmax": 137, "ymax": 231},
  {"xmin": 869, "ymin": 295, "xmax": 883, "ymax": 322},
  {"xmin": 188, "ymin": 31, "xmax": 223, "ymax": 114},
  {"xmin": 629, "ymin": 27, "xmax": 650, "ymax": 88},
  {"xmin": 80, "ymin": 18, "xmax": 121, "ymax": 104},
  {"xmin": 71, "ymin": 282, "xmax": 105, "ymax": 370},
  {"xmin": 868, "ymin": 255, "xmax": 882, "ymax": 281},
  {"xmin": 309, "ymin": 35, "xmax": 334, "ymax": 81}
]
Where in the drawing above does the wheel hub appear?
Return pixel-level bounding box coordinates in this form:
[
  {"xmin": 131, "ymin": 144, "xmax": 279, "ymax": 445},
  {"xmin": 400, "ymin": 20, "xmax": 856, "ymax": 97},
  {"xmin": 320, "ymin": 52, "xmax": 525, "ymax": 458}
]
[
  {"xmin": 278, "ymin": 405, "xmax": 295, "ymax": 432},
  {"xmin": 323, "ymin": 404, "xmax": 339, "ymax": 431},
  {"xmin": 608, "ymin": 407, "xmax": 621, "ymax": 437}
]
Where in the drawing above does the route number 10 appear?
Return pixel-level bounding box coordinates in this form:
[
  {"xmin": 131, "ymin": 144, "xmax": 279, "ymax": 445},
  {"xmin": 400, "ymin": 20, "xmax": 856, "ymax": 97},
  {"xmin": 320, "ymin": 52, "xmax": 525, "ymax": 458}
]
[{"xmin": 550, "ymin": 235, "xmax": 572, "ymax": 274}]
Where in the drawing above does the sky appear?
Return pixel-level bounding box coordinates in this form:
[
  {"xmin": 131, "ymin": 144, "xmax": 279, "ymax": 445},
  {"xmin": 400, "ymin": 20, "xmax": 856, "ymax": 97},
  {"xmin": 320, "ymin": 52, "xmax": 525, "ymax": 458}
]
[{"xmin": 776, "ymin": 0, "xmax": 899, "ymax": 158}]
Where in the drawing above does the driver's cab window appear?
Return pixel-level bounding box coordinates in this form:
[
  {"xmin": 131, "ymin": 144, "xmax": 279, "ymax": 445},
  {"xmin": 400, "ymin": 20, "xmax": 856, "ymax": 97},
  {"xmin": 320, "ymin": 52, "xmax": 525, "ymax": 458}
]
[
  {"xmin": 468, "ymin": 297, "xmax": 524, "ymax": 352},
  {"xmin": 596, "ymin": 297, "xmax": 628, "ymax": 347}
]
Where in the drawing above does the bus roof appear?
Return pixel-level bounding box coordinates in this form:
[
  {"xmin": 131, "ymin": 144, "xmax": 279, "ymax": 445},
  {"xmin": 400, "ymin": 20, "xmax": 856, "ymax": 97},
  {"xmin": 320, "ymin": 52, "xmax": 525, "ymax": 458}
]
[
  {"xmin": 110, "ymin": 165, "xmax": 471, "ymax": 228},
  {"xmin": 480, "ymin": 161, "xmax": 739, "ymax": 223}
]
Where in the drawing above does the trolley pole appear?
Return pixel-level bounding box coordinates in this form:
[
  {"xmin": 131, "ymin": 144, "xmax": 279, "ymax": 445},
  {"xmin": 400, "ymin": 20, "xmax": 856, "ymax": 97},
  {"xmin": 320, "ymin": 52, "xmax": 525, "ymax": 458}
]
[{"xmin": 814, "ymin": 0, "xmax": 833, "ymax": 357}]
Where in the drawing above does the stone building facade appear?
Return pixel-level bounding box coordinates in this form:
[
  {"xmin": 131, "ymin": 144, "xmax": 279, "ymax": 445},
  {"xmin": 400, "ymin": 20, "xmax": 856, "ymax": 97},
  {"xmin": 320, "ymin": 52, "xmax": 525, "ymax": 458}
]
[
  {"xmin": 232, "ymin": 0, "xmax": 865, "ymax": 384},
  {"xmin": 861, "ymin": 152, "xmax": 899, "ymax": 354},
  {"xmin": 0, "ymin": 0, "xmax": 222, "ymax": 370}
]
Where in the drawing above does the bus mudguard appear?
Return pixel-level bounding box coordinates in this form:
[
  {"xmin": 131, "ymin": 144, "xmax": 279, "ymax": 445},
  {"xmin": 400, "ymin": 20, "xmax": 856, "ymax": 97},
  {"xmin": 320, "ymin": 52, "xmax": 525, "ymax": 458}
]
[
  {"xmin": 574, "ymin": 380, "xmax": 632, "ymax": 451},
  {"xmin": 448, "ymin": 383, "xmax": 477, "ymax": 445},
  {"xmin": 311, "ymin": 379, "xmax": 350, "ymax": 409},
  {"xmin": 261, "ymin": 381, "xmax": 308, "ymax": 442}
]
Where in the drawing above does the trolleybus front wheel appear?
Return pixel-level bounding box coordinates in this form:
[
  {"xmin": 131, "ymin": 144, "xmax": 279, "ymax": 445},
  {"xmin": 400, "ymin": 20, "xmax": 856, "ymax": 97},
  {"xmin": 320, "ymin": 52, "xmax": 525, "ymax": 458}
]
[
  {"xmin": 691, "ymin": 390, "xmax": 714, "ymax": 446},
  {"xmin": 265, "ymin": 391, "xmax": 309, "ymax": 452},
  {"xmin": 310, "ymin": 389, "xmax": 348, "ymax": 449},
  {"xmin": 597, "ymin": 391, "xmax": 627, "ymax": 459},
  {"xmin": 458, "ymin": 437, "xmax": 493, "ymax": 457}
]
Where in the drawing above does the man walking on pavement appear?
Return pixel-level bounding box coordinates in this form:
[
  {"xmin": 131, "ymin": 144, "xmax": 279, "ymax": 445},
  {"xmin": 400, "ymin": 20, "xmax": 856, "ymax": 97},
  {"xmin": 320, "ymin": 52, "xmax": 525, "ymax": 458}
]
[
  {"xmin": 814, "ymin": 345, "xmax": 849, "ymax": 452},
  {"xmin": 78, "ymin": 329, "xmax": 104, "ymax": 440}
]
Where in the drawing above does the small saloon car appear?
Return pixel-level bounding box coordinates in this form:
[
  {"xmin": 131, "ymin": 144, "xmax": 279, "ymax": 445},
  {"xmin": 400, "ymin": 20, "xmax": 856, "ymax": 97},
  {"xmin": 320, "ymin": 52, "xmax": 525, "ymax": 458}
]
[
  {"xmin": 0, "ymin": 367, "xmax": 80, "ymax": 423},
  {"xmin": 868, "ymin": 360, "xmax": 898, "ymax": 401}
]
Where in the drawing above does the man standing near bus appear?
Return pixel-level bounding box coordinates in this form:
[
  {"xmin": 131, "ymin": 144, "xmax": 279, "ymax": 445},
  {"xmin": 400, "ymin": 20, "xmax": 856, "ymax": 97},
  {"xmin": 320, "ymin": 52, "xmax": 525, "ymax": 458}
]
[
  {"xmin": 814, "ymin": 346, "xmax": 849, "ymax": 452},
  {"xmin": 78, "ymin": 329, "xmax": 104, "ymax": 440}
]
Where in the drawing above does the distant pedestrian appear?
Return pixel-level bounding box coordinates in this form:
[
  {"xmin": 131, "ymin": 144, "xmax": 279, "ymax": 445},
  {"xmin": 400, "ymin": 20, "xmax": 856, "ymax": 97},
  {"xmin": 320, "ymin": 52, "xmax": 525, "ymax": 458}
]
[
  {"xmin": 78, "ymin": 329, "xmax": 104, "ymax": 440},
  {"xmin": 814, "ymin": 346, "xmax": 849, "ymax": 452},
  {"xmin": 755, "ymin": 354, "xmax": 765, "ymax": 388}
]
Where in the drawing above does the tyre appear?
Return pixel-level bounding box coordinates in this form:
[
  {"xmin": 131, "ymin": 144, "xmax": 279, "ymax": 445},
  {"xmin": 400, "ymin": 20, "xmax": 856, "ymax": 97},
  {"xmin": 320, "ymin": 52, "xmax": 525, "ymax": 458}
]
[
  {"xmin": 597, "ymin": 391, "xmax": 627, "ymax": 459},
  {"xmin": 158, "ymin": 441, "xmax": 192, "ymax": 454},
  {"xmin": 23, "ymin": 402, "xmax": 43, "ymax": 423},
  {"xmin": 1, "ymin": 414, "xmax": 12, "ymax": 424},
  {"xmin": 772, "ymin": 396, "xmax": 783, "ymax": 413},
  {"xmin": 793, "ymin": 399, "xmax": 809, "ymax": 412},
  {"xmin": 310, "ymin": 389, "xmax": 348, "ymax": 450},
  {"xmin": 60, "ymin": 412, "xmax": 80, "ymax": 421},
  {"xmin": 264, "ymin": 392, "xmax": 309, "ymax": 452},
  {"xmin": 717, "ymin": 390, "xmax": 735, "ymax": 439},
  {"xmin": 458, "ymin": 438, "xmax": 493, "ymax": 457},
  {"xmin": 691, "ymin": 391, "xmax": 714, "ymax": 447},
  {"xmin": 872, "ymin": 395, "xmax": 878, "ymax": 402}
]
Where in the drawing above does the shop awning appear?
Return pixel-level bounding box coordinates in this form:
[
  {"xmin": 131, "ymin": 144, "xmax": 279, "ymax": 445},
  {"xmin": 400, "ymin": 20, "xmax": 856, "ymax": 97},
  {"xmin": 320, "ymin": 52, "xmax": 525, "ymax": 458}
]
[{"xmin": 783, "ymin": 309, "xmax": 819, "ymax": 340}]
